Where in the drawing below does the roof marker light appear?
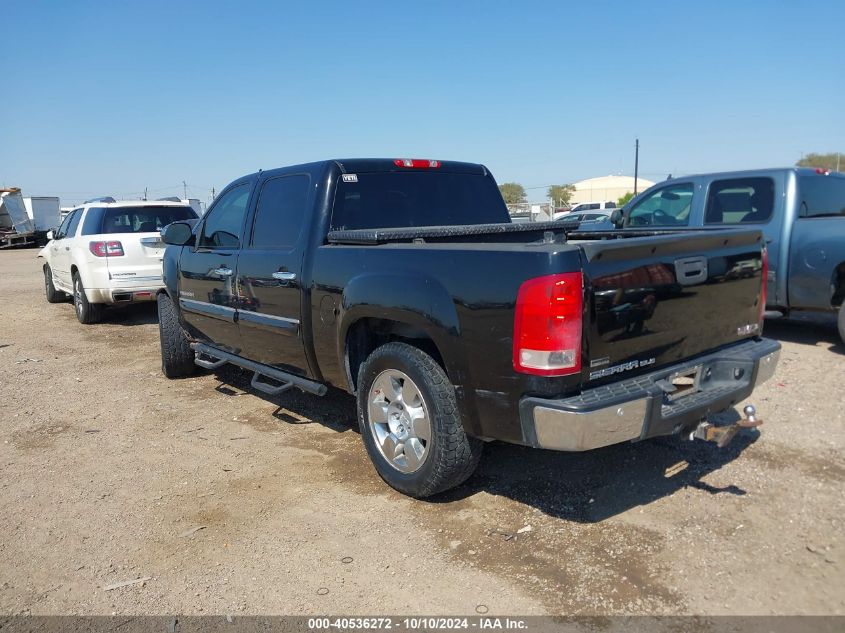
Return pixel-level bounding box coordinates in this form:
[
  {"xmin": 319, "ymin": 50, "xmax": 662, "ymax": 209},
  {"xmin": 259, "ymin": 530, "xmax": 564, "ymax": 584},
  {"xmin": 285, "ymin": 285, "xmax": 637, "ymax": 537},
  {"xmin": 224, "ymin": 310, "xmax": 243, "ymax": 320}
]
[{"xmin": 394, "ymin": 159, "xmax": 441, "ymax": 169}]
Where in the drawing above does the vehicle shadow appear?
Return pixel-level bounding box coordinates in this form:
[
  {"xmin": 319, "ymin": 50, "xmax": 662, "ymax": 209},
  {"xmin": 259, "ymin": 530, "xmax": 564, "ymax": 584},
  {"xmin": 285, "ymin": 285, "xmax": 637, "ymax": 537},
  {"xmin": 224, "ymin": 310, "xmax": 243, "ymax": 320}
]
[
  {"xmin": 101, "ymin": 302, "xmax": 159, "ymax": 326},
  {"xmin": 763, "ymin": 314, "xmax": 843, "ymax": 354},
  {"xmin": 208, "ymin": 364, "xmax": 758, "ymax": 523},
  {"xmin": 437, "ymin": 422, "xmax": 758, "ymax": 523}
]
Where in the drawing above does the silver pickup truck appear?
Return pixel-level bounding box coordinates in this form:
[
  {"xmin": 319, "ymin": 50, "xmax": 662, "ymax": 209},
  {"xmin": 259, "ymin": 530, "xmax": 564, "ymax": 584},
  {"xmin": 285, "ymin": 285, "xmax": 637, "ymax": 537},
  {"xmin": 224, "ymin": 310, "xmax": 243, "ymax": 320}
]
[{"xmin": 609, "ymin": 168, "xmax": 845, "ymax": 343}]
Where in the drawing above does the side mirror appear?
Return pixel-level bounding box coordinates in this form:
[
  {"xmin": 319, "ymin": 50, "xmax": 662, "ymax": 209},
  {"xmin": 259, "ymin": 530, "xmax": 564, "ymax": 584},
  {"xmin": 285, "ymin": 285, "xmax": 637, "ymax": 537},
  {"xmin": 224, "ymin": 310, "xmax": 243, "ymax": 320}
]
[
  {"xmin": 162, "ymin": 221, "xmax": 195, "ymax": 246},
  {"xmin": 610, "ymin": 208, "xmax": 623, "ymax": 227},
  {"xmin": 46, "ymin": 230, "xmax": 55, "ymax": 241}
]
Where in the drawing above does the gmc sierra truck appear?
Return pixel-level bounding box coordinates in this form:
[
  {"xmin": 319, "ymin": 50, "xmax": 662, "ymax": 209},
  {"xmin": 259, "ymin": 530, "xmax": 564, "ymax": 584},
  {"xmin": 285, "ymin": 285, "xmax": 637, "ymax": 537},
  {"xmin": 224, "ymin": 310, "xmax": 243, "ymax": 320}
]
[{"xmin": 158, "ymin": 158, "xmax": 780, "ymax": 498}]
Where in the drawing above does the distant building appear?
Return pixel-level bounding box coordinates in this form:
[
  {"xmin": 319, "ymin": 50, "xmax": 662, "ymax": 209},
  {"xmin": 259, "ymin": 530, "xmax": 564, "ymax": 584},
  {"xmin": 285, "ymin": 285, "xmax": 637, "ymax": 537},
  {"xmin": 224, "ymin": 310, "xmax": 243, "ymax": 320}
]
[{"xmin": 570, "ymin": 175, "xmax": 655, "ymax": 205}]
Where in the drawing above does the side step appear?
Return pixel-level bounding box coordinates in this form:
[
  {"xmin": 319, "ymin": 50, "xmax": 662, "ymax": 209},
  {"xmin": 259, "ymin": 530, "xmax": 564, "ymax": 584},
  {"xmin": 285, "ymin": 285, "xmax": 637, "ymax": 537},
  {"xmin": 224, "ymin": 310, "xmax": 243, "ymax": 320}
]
[{"xmin": 190, "ymin": 342, "xmax": 327, "ymax": 396}]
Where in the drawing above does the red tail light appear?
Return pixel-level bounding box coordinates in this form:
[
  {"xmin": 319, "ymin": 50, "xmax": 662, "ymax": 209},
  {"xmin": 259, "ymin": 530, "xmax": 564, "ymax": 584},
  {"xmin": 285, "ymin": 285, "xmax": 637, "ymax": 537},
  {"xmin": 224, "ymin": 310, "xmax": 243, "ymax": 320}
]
[
  {"xmin": 89, "ymin": 240, "xmax": 124, "ymax": 257},
  {"xmin": 513, "ymin": 272, "xmax": 583, "ymax": 376},
  {"xmin": 758, "ymin": 245, "xmax": 768, "ymax": 326},
  {"xmin": 393, "ymin": 159, "xmax": 441, "ymax": 169}
]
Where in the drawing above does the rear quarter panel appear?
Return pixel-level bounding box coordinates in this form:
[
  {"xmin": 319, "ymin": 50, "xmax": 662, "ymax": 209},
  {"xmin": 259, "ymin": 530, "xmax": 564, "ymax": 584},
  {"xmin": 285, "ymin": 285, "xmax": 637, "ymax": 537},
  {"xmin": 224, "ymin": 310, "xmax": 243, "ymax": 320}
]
[
  {"xmin": 788, "ymin": 216, "xmax": 845, "ymax": 309},
  {"xmin": 310, "ymin": 242, "xmax": 583, "ymax": 441}
]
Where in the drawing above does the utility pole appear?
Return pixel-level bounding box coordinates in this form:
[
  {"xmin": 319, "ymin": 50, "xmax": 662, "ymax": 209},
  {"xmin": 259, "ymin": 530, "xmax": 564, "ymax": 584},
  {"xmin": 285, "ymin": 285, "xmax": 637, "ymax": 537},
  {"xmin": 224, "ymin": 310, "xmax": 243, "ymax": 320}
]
[
  {"xmin": 183, "ymin": 181, "xmax": 187, "ymax": 200},
  {"xmin": 634, "ymin": 138, "xmax": 640, "ymax": 195},
  {"xmin": 144, "ymin": 187, "xmax": 147, "ymax": 201}
]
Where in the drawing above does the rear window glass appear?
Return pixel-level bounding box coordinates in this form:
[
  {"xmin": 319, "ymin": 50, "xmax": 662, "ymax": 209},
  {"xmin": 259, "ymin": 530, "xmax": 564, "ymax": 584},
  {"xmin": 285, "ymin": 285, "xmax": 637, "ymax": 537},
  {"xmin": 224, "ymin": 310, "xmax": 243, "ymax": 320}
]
[
  {"xmin": 705, "ymin": 177, "xmax": 775, "ymax": 224},
  {"xmin": 330, "ymin": 171, "xmax": 510, "ymax": 231},
  {"xmin": 799, "ymin": 176, "xmax": 845, "ymax": 218},
  {"xmin": 94, "ymin": 206, "xmax": 197, "ymax": 234}
]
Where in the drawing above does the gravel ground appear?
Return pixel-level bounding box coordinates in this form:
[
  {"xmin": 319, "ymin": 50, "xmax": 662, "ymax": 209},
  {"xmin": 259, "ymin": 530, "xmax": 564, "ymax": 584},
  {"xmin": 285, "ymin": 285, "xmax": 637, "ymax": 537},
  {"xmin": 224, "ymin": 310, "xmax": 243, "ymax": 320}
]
[{"xmin": 0, "ymin": 248, "xmax": 843, "ymax": 616}]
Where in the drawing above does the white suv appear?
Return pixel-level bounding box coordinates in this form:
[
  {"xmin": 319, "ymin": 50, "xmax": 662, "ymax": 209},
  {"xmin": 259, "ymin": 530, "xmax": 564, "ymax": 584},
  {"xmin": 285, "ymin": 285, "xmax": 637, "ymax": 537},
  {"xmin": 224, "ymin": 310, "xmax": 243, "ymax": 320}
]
[{"xmin": 38, "ymin": 197, "xmax": 198, "ymax": 323}]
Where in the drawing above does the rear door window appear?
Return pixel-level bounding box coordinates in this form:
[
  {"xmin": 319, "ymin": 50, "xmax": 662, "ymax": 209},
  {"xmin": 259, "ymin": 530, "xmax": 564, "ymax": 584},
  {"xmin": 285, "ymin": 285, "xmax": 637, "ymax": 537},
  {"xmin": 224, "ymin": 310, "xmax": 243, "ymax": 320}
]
[
  {"xmin": 627, "ymin": 182, "xmax": 694, "ymax": 226},
  {"xmin": 250, "ymin": 174, "xmax": 310, "ymax": 248},
  {"xmin": 798, "ymin": 176, "xmax": 845, "ymax": 218},
  {"xmin": 705, "ymin": 177, "xmax": 775, "ymax": 224},
  {"xmin": 65, "ymin": 209, "xmax": 83, "ymax": 238},
  {"xmin": 55, "ymin": 209, "xmax": 79, "ymax": 239}
]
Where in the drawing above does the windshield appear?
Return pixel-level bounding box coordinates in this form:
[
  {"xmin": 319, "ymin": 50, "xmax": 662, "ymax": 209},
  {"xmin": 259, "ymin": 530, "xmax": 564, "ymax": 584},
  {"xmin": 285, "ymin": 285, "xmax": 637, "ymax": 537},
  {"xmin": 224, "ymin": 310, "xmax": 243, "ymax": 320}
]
[
  {"xmin": 97, "ymin": 206, "xmax": 197, "ymax": 234},
  {"xmin": 330, "ymin": 171, "xmax": 510, "ymax": 231}
]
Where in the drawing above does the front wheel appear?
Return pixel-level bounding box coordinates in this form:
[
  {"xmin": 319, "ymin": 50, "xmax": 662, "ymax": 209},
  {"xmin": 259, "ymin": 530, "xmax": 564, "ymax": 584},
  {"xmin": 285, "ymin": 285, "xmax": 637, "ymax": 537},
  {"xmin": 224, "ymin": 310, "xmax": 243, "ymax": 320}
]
[
  {"xmin": 43, "ymin": 265, "xmax": 65, "ymax": 303},
  {"xmin": 357, "ymin": 342, "xmax": 482, "ymax": 498},
  {"xmin": 157, "ymin": 292, "xmax": 195, "ymax": 378},
  {"xmin": 72, "ymin": 272, "xmax": 103, "ymax": 324}
]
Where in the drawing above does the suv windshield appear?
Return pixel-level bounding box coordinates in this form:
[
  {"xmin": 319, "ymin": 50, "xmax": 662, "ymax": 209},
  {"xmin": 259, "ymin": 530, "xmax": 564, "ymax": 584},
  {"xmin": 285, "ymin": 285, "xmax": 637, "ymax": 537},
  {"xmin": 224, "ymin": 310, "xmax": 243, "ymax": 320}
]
[
  {"xmin": 330, "ymin": 171, "xmax": 510, "ymax": 230},
  {"xmin": 85, "ymin": 205, "xmax": 197, "ymax": 235}
]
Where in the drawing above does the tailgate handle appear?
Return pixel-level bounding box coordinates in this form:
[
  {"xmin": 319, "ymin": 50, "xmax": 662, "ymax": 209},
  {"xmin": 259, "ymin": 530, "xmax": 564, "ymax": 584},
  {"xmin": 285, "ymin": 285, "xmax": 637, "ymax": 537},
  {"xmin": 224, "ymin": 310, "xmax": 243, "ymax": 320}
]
[{"xmin": 674, "ymin": 256, "xmax": 708, "ymax": 286}]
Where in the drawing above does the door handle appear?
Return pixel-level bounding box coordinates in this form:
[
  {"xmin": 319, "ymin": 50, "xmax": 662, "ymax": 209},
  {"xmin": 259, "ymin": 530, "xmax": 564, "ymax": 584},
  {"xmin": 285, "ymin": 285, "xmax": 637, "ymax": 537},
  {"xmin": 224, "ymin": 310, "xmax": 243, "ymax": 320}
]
[
  {"xmin": 64, "ymin": 247, "xmax": 70, "ymax": 251},
  {"xmin": 212, "ymin": 267, "xmax": 233, "ymax": 277},
  {"xmin": 272, "ymin": 271, "xmax": 297, "ymax": 282}
]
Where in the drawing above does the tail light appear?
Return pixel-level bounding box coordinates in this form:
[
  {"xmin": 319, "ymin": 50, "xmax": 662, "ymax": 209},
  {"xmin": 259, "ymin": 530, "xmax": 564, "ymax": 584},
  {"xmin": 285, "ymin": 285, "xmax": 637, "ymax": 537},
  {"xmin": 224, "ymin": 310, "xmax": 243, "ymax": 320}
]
[
  {"xmin": 513, "ymin": 272, "xmax": 583, "ymax": 376},
  {"xmin": 393, "ymin": 159, "xmax": 441, "ymax": 168},
  {"xmin": 89, "ymin": 240, "xmax": 124, "ymax": 257},
  {"xmin": 758, "ymin": 245, "xmax": 768, "ymax": 326}
]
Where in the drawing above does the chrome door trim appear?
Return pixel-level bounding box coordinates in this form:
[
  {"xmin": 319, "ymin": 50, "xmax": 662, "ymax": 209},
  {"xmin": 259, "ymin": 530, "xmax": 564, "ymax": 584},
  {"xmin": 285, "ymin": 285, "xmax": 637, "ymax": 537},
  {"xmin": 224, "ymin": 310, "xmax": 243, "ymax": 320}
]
[{"xmin": 179, "ymin": 298, "xmax": 236, "ymax": 322}]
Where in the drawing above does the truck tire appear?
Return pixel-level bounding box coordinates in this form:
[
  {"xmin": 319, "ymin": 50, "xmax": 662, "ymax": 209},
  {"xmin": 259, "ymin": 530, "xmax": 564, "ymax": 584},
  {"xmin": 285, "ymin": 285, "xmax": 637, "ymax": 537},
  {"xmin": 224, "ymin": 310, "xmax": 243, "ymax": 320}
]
[
  {"xmin": 838, "ymin": 303, "xmax": 845, "ymax": 346},
  {"xmin": 72, "ymin": 271, "xmax": 104, "ymax": 324},
  {"xmin": 157, "ymin": 292, "xmax": 195, "ymax": 379},
  {"xmin": 357, "ymin": 342, "xmax": 482, "ymax": 498},
  {"xmin": 43, "ymin": 265, "xmax": 65, "ymax": 303}
]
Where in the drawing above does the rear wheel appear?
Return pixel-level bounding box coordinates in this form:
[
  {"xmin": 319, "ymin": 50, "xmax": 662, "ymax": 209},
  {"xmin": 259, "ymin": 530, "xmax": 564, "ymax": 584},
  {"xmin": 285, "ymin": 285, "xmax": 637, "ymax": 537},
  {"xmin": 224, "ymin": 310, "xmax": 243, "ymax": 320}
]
[
  {"xmin": 43, "ymin": 265, "xmax": 65, "ymax": 303},
  {"xmin": 72, "ymin": 272, "xmax": 104, "ymax": 324},
  {"xmin": 158, "ymin": 292, "xmax": 195, "ymax": 378},
  {"xmin": 838, "ymin": 303, "xmax": 845, "ymax": 345},
  {"xmin": 357, "ymin": 342, "xmax": 482, "ymax": 498}
]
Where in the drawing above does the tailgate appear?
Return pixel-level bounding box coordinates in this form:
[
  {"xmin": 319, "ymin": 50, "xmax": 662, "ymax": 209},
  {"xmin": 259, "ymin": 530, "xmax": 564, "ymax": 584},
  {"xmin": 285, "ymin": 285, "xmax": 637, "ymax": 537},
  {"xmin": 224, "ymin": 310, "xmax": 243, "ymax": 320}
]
[
  {"xmin": 578, "ymin": 229, "xmax": 765, "ymax": 384},
  {"xmin": 105, "ymin": 232, "xmax": 165, "ymax": 286}
]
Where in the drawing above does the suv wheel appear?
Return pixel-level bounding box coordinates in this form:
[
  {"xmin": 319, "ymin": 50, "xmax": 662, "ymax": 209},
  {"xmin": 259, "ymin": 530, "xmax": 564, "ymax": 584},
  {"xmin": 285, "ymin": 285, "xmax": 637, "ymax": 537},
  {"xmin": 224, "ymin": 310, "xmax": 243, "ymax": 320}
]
[
  {"xmin": 72, "ymin": 272, "xmax": 104, "ymax": 324},
  {"xmin": 157, "ymin": 292, "xmax": 195, "ymax": 378},
  {"xmin": 357, "ymin": 342, "xmax": 482, "ymax": 498},
  {"xmin": 43, "ymin": 265, "xmax": 65, "ymax": 303}
]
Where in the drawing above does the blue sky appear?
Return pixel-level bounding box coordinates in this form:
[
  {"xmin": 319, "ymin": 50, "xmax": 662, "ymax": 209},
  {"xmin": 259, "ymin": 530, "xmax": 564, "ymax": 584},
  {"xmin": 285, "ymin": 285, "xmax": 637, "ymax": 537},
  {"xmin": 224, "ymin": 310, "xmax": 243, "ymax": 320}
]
[{"xmin": 2, "ymin": 0, "xmax": 843, "ymax": 204}]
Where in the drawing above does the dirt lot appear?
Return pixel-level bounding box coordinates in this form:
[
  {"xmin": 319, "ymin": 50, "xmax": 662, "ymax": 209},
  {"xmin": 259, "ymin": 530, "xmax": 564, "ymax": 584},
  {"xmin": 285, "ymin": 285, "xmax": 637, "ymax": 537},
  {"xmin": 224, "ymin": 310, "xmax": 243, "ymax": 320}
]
[{"xmin": 0, "ymin": 248, "xmax": 843, "ymax": 616}]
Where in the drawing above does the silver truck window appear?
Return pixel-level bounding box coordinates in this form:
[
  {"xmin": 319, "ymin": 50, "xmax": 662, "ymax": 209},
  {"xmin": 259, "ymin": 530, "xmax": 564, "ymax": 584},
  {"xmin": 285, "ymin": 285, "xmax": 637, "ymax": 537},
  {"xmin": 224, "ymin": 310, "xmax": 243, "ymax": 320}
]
[
  {"xmin": 628, "ymin": 183, "xmax": 693, "ymax": 227},
  {"xmin": 705, "ymin": 177, "xmax": 774, "ymax": 224},
  {"xmin": 799, "ymin": 176, "xmax": 845, "ymax": 218}
]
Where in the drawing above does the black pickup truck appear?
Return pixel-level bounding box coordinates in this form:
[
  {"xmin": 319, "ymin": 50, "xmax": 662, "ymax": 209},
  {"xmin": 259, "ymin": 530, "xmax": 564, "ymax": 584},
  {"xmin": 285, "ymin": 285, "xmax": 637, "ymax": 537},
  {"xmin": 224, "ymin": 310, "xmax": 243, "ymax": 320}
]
[{"xmin": 158, "ymin": 158, "xmax": 780, "ymax": 498}]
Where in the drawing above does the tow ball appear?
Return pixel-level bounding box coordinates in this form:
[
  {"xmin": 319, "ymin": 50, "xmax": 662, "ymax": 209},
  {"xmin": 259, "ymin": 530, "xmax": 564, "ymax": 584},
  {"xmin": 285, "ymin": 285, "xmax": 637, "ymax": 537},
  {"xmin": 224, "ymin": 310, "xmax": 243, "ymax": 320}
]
[{"xmin": 690, "ymin": 405, "xmax": 762, "ymax": 448}]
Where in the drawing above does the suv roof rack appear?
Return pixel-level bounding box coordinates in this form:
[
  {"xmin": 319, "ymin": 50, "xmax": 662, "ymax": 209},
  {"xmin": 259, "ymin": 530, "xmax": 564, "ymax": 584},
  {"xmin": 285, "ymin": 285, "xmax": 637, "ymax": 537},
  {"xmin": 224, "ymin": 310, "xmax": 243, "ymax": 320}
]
[
  {"xmin": 83, "ymin": 196, "xmax": 116, "ymax": 204},
  {"xmin": 156, "ymin": 197, "xmax": 182, "ymax": 202}
]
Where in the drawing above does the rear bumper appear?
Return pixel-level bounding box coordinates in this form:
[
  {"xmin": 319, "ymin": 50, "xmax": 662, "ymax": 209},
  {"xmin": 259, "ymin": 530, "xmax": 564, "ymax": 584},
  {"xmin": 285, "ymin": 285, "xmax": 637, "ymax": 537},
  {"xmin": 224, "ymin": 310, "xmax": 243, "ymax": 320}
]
[
  {"xmin": 86, "ymin": 283, "xmax": 163, "ymax": 304},
  {"xmin": 518, "ymin": 337, "xmax": 781, "ymax": 451}
]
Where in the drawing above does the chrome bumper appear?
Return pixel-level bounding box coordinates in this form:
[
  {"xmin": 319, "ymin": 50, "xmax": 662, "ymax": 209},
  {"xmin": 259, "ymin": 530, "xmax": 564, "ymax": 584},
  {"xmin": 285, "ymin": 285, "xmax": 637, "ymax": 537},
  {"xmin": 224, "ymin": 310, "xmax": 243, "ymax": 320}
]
[{"xmin": 519, "ymin": 338, "xmax": 781, "ymax": 452}]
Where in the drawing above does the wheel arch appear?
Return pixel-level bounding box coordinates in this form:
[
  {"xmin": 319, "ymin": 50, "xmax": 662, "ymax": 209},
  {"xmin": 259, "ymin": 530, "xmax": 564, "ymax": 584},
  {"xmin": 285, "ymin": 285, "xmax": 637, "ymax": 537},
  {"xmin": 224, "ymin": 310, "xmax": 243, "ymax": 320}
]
[
  {"xmin": 831, "ymin": 261, "xmax": 845, "ymax": 307},
  {"xmin": 338, "ymin": 272, "xmax": 465, "ymax": 395}
]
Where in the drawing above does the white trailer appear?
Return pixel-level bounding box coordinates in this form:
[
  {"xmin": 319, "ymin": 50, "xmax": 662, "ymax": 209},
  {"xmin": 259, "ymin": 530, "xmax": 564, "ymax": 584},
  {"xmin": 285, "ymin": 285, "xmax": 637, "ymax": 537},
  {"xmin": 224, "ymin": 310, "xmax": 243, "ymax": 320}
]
[{"xmin": 23, "ymin": 196, "xmax": 61, "ymax": 233}]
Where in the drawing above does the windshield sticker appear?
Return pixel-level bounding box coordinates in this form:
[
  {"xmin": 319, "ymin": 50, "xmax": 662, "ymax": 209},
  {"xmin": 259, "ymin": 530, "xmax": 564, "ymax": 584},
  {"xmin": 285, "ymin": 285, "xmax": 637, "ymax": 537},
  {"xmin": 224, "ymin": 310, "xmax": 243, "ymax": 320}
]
[{"xmin": 342, "ymin": 174, "xmax": 358, "ymax": 183}]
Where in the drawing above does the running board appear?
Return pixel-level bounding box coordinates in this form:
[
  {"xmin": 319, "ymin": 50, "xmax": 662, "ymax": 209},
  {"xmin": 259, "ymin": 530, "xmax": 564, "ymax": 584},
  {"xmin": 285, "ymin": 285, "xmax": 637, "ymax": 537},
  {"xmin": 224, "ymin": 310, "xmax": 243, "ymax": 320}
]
[{"xmin": 190, "ymin": 342, "xmax": 327, "ymax": 396}]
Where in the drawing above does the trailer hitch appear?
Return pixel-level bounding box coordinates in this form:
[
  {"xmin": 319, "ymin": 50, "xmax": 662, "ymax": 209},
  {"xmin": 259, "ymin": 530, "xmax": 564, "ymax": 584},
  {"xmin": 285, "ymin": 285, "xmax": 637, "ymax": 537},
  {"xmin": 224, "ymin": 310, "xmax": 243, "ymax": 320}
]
[{"xmin": 690, "ymin": 405, "xmax": 762, "ymax": 448}]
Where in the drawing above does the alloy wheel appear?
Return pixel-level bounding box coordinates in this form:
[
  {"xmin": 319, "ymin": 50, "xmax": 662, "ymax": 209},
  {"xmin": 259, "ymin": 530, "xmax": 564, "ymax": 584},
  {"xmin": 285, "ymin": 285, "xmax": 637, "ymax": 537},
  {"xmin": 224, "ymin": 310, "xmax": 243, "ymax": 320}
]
[{"xmin": 367, "ymin": 369, "xmax": 432, "ymax": 473}]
